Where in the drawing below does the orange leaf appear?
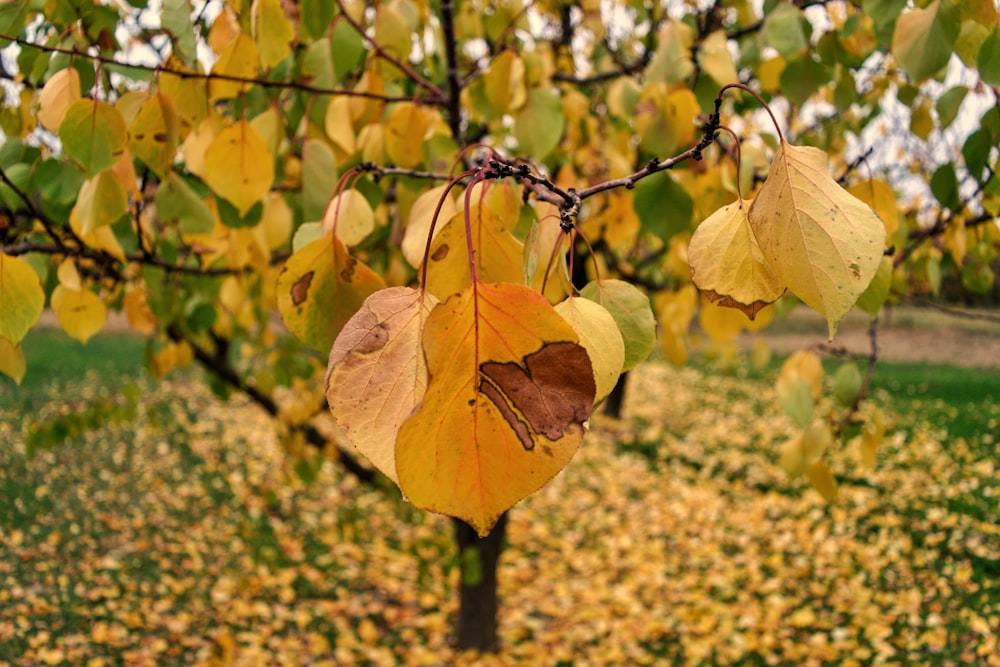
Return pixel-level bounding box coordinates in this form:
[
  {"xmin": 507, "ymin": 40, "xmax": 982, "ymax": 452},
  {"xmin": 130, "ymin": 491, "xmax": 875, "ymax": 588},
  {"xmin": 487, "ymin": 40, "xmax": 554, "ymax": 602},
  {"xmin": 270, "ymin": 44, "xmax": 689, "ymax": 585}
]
[{"xmin": 396, "ymin": 282, "xmax": 595, "ymax": 536}]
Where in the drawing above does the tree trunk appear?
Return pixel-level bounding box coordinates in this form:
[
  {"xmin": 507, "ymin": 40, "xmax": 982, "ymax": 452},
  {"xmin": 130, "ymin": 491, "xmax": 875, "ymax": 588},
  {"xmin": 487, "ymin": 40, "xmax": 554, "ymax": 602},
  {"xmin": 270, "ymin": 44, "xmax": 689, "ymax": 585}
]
[{"xmin": 452, "ymin": 511, "xmax": 508, "ymax": 652}]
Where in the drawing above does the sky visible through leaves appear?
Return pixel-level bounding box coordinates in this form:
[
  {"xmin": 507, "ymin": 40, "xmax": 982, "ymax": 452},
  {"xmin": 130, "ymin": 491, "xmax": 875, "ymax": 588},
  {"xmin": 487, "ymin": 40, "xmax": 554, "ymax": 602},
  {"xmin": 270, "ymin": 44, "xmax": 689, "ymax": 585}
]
[{"xmin": 1, "ymin": 341, "xmax": 998, "ymax": 666}]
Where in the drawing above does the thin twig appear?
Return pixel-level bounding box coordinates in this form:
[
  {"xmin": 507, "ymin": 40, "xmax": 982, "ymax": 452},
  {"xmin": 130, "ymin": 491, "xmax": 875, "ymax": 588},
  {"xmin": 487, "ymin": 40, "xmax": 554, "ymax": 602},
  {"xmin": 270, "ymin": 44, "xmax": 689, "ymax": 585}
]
[{"xmin": 0, "ymin": 32, "xmax": 435, "ymax": 103}]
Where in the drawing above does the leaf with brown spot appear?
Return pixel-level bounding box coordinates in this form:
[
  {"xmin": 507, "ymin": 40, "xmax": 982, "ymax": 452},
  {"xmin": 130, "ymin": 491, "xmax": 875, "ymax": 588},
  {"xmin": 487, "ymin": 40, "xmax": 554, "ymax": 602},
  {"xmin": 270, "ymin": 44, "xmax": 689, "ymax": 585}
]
[
  {"xmin": 395, "ymin": 282, "xmax": 595, "ymax": 536},
  {"xmin": 276, "ymin": 235, "xmax": 385, "ymax": 351},
  {"xmin": 325, "ymin": 287, "xmax": 438, "ymax": 484}
]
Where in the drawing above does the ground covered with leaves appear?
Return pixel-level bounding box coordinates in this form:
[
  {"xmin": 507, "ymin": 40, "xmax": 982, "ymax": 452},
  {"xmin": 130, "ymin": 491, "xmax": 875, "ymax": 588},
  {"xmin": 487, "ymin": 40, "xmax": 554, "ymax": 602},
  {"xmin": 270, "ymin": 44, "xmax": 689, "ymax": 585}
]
[{"xmin": 1, "ymin": 343, "xmax": 998, "ymax": 665}]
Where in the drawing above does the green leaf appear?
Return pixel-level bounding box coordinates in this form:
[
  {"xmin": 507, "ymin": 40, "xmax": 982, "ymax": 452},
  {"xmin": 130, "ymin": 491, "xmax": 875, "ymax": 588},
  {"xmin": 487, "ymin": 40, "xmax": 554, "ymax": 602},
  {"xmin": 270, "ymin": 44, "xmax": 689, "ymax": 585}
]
[
  {"xmin": 978, "ymin": 28, "xmax": 1000, "ymax": 87},
  {"xmin": 0, "ymin": 253, "xmax": 45, "ymax": 344},
  {"xmin": 855, "ymin": 256, "xmax": 893, "ymax": 316},
  {"xmin": 891, "ymin": 0, "xmax": 961, "ymax": 82},
  {"xmin": 763, "ymin": 3, "xmax": 809, "ymax": 58},
  {"xmin": 161, "ymin": 0, "xmax": 197, "ymax": 68},
  {"xmin": 635, "ymin": 172, "xmax": 692, "ymax": 239},
  {"xmin": 579, "ymin": 279, "xmax": 656, "ymax": 372},
  {"xmin": 930, "ymin": 163, "xmax": 960, "ymax": 210},
  {"xmin": 300, "ymin": 0, "xmax": 334, "ymax": 41},
  {"xmin": 934, "ymin": 86, "xmax": 967, "ymax": 129},
  {"xmin": 779, "ymin": 55, "xmax": 831, "ymax": 106},
  {"xmin": 963, "ymin": 128, "xmax": 991, "ymax": 179},
  {"xmin": 513, "ymin": 88, "xmax": 565, "ymax": 161},
  {"xmin": 59, "ymin": 99, "xmax": 128, "ymax": 177},
  {"xmin": 72, "ymin": 171, "xmax": 129, "ymax": 235},
  {"xmin": 156, "ymin": 173, "xmax": 215, "ymax": 234},
  {"xmin": 0, "ymin": 0, "xmax": 31, "ymax": 48},
  {"xmin": 301, "ymin": 139, "xmax": 338, "ymax": 222},
  {"xmin": 832, "ymin": 362, "xmax": 863, "ymax": 407}
]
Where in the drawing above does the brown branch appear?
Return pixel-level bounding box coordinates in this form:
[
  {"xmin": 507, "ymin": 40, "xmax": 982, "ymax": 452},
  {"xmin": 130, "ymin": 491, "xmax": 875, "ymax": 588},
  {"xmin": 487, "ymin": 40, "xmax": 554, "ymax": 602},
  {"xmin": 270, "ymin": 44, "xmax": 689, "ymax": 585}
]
[
  {"xmin": 0, "ymin": 33, "xmax": 436, "ymax": 104},
  {"xmin": 165, "ymin": 323, "xmax": 377, "ymax": 485},
  {"xmin": 3, "ymin": 239, "xmax": 290, "ymax": 276},
  {"xmin": 438, "ymin": 0, "xmax": 465, "ymax": 144},
  {"xmin": 907, "ymin": 298, "xmax": 1000, "ymax": 324},
  {"xmin": 331, "ymin": 1, "xmax": 443, "ymax": 98}
]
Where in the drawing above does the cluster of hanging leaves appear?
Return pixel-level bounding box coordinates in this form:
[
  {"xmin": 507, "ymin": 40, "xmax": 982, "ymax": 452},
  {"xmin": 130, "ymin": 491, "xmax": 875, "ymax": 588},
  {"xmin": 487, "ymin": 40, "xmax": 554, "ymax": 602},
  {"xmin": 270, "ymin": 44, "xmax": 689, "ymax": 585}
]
[
  {"xmin": 287, "ymin": 175, "xmax": 655, "ymax": 535},
  {"xmin": 0, "ymin": 0, "xmax": 998, "ymax": 529}
]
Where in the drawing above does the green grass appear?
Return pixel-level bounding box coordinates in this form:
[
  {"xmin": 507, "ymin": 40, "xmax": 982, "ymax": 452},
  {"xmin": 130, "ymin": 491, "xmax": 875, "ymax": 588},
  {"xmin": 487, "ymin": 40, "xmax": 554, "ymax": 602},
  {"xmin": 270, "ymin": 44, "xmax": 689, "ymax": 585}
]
[
  {"xmin": 0, "ymin": 328, "xmax": 148, "ymax": 409},
  {"xmin": 869, "ymin": 361, "xmax": 999, "ymax": 445}
]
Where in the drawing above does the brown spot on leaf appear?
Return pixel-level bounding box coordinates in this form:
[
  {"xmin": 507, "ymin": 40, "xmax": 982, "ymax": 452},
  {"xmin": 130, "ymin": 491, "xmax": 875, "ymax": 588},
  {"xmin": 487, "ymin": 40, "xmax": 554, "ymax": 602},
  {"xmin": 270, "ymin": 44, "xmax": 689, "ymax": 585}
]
[
  {"xmin": 291, "ymin": 271, "xmax": 314, "ymax": 306},
  {"xmin": 154, "ymin": 132, "xmax": 168, "ymax": 142},
  {"xmin": 340, "ymin": 255, "xmax": 358, "ymax": 282},
  {"xmin": 431, "ymin": 244, "xmax": 449, "ymax": 261},
  {"xmin": 478, "ymin": 342, "xmax": 595, "ymax": 449},
  {"xmin": 353, "ymin": 322, "xmax": 390, "ymax": 354}
]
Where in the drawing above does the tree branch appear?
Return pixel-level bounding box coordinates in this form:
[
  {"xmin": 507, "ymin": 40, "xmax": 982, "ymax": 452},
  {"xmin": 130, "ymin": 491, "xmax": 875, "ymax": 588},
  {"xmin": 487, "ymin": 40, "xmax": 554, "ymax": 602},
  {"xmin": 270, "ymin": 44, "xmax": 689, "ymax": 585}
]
[
  {"xmin": 438, "ymin": 0, "xmax": 465, "ymax": 144},
  {"xmin": 0, "ymin": 33, "xmax": 435, "ymax": 104},
  {"xmin": 165, "ymin": 323, "xmax": 377, "ymax": 485},
  {"xmin": 331, "ymin": 1, "xmax": 443, "ymax": 98}
]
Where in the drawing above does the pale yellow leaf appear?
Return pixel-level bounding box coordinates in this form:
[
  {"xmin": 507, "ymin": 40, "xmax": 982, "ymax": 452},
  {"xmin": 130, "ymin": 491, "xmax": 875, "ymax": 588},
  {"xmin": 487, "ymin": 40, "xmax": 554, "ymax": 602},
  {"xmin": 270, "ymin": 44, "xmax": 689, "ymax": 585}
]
[
  {"xmin": 689, "ymin": 196, "xmax": 785, "ymax": 319},
  {"xmin": 554, "ymin": 296, "xmax": 625, "ymax": 403},
  {"xmin": 322, "ymin": 189, "xmax": 375, "ymax": 247},
  {"xmin": 325, "ymin": 286, "xmax": 438, "ymax": 483},
  {"xmin": 37, "ymin": 68, "xmax": 81, "ymax": 131},
  {"xmin": 402, "ymin": 185, "xmax": 458, "ymax": 268},
  {"xmin": 749, "ymin": 142, "xmax": 886, "ymax": 338}
]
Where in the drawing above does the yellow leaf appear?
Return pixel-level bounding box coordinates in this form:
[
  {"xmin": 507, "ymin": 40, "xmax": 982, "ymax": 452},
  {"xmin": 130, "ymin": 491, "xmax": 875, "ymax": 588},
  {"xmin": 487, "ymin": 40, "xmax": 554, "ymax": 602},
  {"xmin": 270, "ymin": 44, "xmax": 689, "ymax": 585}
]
[
  {"xmin": 252, "ymin": 0, "xmax": 296, "ymax": 69},
  {"xmin": 71, "ymin": 170, "xmax": 129, "ymax": 235},
  {"xmin": 860, "ymin": 408, "xmax": 885, "ymax": 469},
  {"xmin": 324, "ymin": 96, "xmax": 356, "ymax": 158},
  {"xmin": 554, "ymin": 296, "xmax": 625, "ymax": 403},
  {"xmin": 396, "ymin": 282, "xmax": 595, "ymax": 536},
  {"xmin": 276, "ymin": 235, "xmax": 386, "ymax": 351},
  {"xmin": 806, "ymin": 459, "xmax": 838, "ymax": 501},
  {"xmin": 384, "ymin": 102, "xmax": 429, "ymax": 168},
  {"xmin": 523, "ymin": 214, "xmax": 570, "ymax": 303},
  {"xmin": 183, "ymin": 112, "xmax": 222, "ymax": 179},
  {"xmin": 697, "ymin": 293, "xmax": 749, "ymax": 344},
  {"xmin": 322, "ymin": 189, "xmax": 375, "ymax": 247},
  {"xmin": 657, "ymin": 285, "xmax": 697, "ymax": 366},
  {"xmin": 780, "ymin": 350, "xmax": 823, "ymax": 399},
  {"xmin": 210, "ymin": 33, "xmax": 260, "ymax": 101},
  {"xmin": 0, "ymin": 336, "xmax": 26, "ymax": 384},
  {"xmin": 748, "ymin": 142, "xmax": 886, "ymax": 338},
  {"xmin": 51, "ymin": 285, "xmax": 106, "ymax": 345},
  {"xmin": 483, "ymin": 49, "xmax": 527, "ymax": 113},
  {"xmin": 847, "ymin": 179, "xmax": 899, "ymax": 239},
  {"xmin": 57, "ymin": 257, "xmax": 82, "ymax": 291},
  {"xmin": 259, "ymin": 191, "xmax": 293, "ymax": 250},
  {"xmin": 349, "ymin": 71, "xmax": 386, "ymax": 126},
  {"xmin": 128, "ymin": 92, "xmax": 180, "ymax": 178},
  {"xmin": 424, "ymin": 204, "xmax": 524, "ymax": 301},
  {"xmin": 325, "ymin": 286, "xmax": 438, "ymax": 483},
  {"xmin": 689, "ymin": 196, "xmax": 785, "ymax": 319},
  {"xmin": 402, "ymin": 185, "xmax": 458, "ymax": 268},
  {"xmin": 697, "ymin": 29, "xmax": 739, "ymax": 85},
  {"xmin": 123, "ymin": 286, "xmax": 157, "ymax": 335},
  {"xmin": 203, "ymin": 120, "xmax": 274, "ymax": 216},
  {"xmin": 758, "ymin": 57, "xmax": 786, "ymax": 93},
  {"xmin": 37, "ymin": 67, "xmax": 81, "ymax": 131},
  {"xmin": 159, "ymin": 59, "xmax": 207, "ymax": 137}
]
